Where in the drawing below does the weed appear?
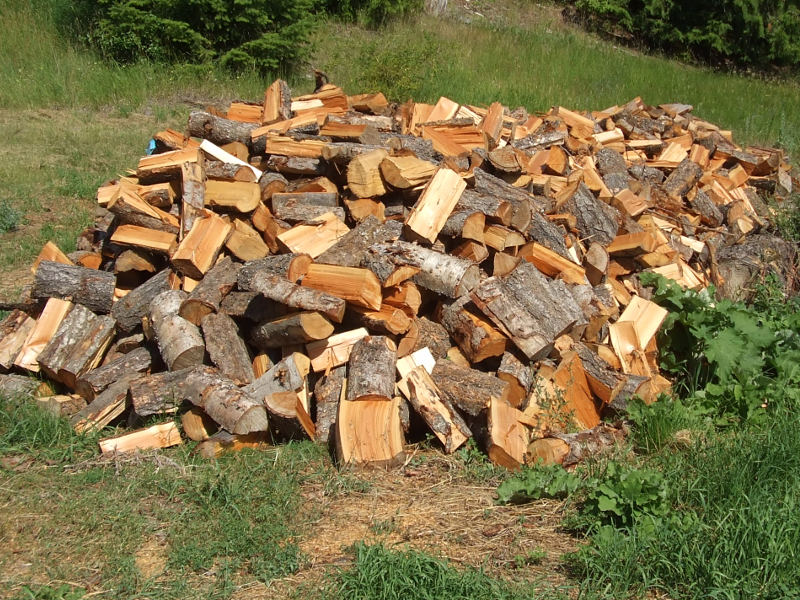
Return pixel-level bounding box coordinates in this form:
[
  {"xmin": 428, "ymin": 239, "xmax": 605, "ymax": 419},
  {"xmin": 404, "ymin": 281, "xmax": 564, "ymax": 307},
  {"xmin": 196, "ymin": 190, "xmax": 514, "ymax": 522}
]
[
  {"xmin": 513, "ymin": 547, "xmax": 547, "ymax": 568},
  {"xmin": 625, "ymin": 395, "xmax": 701, "ymax": 453},
  {"xmin": 0, "ymin": 200, "xmax": 22, "ymax": 232},
  {"xmin": 497, "ymin": 461, "xmax": 581, "ymax": 504}
]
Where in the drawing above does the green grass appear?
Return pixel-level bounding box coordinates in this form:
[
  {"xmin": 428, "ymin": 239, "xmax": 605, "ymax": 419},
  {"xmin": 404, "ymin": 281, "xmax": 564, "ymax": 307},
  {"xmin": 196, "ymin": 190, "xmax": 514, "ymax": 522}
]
[{"xmin": 0, "ymin": 392, "xmax": 323, "ymax": 600}]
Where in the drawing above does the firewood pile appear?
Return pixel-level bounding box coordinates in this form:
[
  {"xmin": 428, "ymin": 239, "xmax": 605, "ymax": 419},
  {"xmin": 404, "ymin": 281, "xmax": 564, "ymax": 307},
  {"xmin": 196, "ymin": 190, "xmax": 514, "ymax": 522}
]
[{"xmin": 0, "ymin": 80, "xmax": 795, "ymax": 468}]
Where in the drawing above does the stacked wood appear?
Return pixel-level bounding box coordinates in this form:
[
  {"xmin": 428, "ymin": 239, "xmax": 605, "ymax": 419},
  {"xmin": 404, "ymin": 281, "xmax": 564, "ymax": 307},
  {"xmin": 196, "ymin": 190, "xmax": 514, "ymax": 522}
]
[{"xmin": 3, "ymin": 77, "xmax": 795, "ymax": 470}]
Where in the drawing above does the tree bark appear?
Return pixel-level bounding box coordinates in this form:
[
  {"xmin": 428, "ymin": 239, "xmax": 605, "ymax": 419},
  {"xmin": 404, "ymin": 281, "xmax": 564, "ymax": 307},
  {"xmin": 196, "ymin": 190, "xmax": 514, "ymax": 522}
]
[
  {"xmin": 188, "ymin": 110, "xmax": 258, "ymax": 147},
  {"xmin": 112, "ymin": 269, "xmax": 173, "ymax": 333},
  {"xmin": 438, "ymin": 295, "xmax": 507, "ymax": 363},
  {"xmin": 239, "ymin": 271, "xmax": 345, "ymax": 323},
  {"xmin": 564, "ymin": 182, "xmax": 619, "ymax": 246},
  {"xmin": 431, "ymin": 358, "xmax": 509, "ymax": 417},
  {"xmin": 150, "ymin": 290, "xmax": 206, "ymax": 371},
  {"xmin": 497, "ymin": 351, "xmax": 533, "ymax": 409},
  {"xmin": 313, "ymin": 366, "xmax": 345, "ymax": 444},
  {"xmin": 250, "ymin": 311, "xmax": 334, "ymax": 349},
  {"xmin": 346, "ymin": 336, "xmax": 397, "ymax": 402},
  {"xmin": 316, "ymin": 217, "xmax": 402, "ymax": 268},
  {"xmin": 32, "ymin": 261, "xmax": 116, "ymax": 314},
  {"xmin": 74, "ymin": 346, "xmax": 152, "ymax": 401},
  {"xmin": 179, "ymin": 256, "xmax": 241, "ymax": 325},
  {"xmin": 201, "ymin": 312, "xmax": 254, "ymax": 386}
]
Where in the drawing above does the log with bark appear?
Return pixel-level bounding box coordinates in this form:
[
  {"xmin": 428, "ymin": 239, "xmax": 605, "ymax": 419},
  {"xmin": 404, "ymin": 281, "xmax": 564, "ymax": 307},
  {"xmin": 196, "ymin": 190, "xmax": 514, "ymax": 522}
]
[
  {"xmin": 32, "ymin": 261, "xmax": 116, "ymax": 314},
  {"xmin": 150, "ymin": 290, "xmax": 206, "ymax": 371}
]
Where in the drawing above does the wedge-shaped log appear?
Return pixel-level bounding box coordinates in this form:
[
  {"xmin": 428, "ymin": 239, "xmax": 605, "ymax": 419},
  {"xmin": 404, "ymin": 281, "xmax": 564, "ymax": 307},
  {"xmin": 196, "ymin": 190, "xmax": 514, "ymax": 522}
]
[
  {"xmin": 99, "ymin": 422, "xmax": 182, "ymax": 455},
  {"xmin": 277, "ymin": 211, "xmax": 349, "ymax": 259},
  {"xmin": 205, "ymin": 180, "xmax": 260, "ymax": 213},
  {"xmin": 398, "ymin": 366, "xmax": 471, "ymax": 453},
  {"xmin": 262, "ymin": 79, "xmax": 292, "ymax": 125},
  {"xmin": 71, "ymin": 375, "xmax": 135, "ymax": 433},
  {"xmin": 519, "ymin": 242, "xmax": 588, "ymax": 285},
  {"xmin": 0, "ymin": 310, "xmax": 36, "ymax": 370},
  {"xmin": 150, "ymin": 290, "xmax": 205, "ymax": 371},
  {"xmin": 336, "ymin": 395, "xmax": 406, "ymax": 468},
  {"xmin": 137, "ymin": 147, "xmax": 198, "ymax": 183},
  {"xmin": 112, "ymin": 269, "xmax": 173, "ymax": 333},
  {"xmin": 487, "ymin": 397, "xmax": 528, "ymax": 469},
  {"xmin": 171, "ymin": 210, "xmax": 232, "ymax": 279},
  {"xmin": 347, "ymin": 148, "xmax": 389, "ymax": 197},
  {"xmin": 36, "ymin": 304, "xmax": 115, "ymax": 389},
  {"xmin": 440, "ymin": 210, "xmax": 485, "ymax": 242},
  {"xmin": 404, "ymin": 168, "xmax": 466, "ymax": 243},
  {"xmin": 14, "ymin": 298, "xmax": 73, "ymax": 373},
  {"xmin": 301, "ymin": 264, "xmax": 382, "ymax": 310},
  {"xmin": 32, "ymin": 261, "xmax": 116, "ymax": 314},
  {"xmin": 179, "ymin": 256, "xmax": 241, "ymax": 325},
  {"xmin": 306, "ymin": 327, "xmax": 369, "ymax": 372},
  {"xmin": 239, "ymin": 270, "xmax": 345, "ymax": 323},
  {"xmin": 431, "ymin": 358, "xmax": 509, "ymax": 418},
  {"xmin": 108, "ymin": 189, "xmax": 180, "ymax": 234},
  {"xmin": 350, "ymin": 305, "xmax": 412, "ymax": 335},
  {"xmin": 368, "ymin": 241, "xmax": 480, "ymax": 298},
  {"xmin": 563, "ymin": 182, "xmax": 619, "ymax": 246},
  {"xmin": 380, "ymin": 155, "xmax": 438, "ymax": 189},
  {"xmin": 497, "ymin": 351, "xmax": 533, "ymax": 409},
  {"xmin": 110, "ymin": 225, "xmax": 177, "ymax": 254},
  {"xmin": 250, "ymin": 312, "xmax": 334, "ymax": 349},
  {"xmin": 75, "ymin": 346, "xmax": 152, "ymax": 401},
  {"xmin": 551, "ymin": 352, "xmax": 601, "ymax": 430},
  {"xmin": 438, "ymin": 296, "xmax": 507, "ymax": 363},
  {"xmin": 202, "ymin": 313, "xmax": 254, "ymax": 386},
  {"xmin": 313, "ymin": 366, "xmax": 345, "ymax": 444},
  {"xmin": 346, "ymin": 336, "xmax": 397, "ymax": 402}
]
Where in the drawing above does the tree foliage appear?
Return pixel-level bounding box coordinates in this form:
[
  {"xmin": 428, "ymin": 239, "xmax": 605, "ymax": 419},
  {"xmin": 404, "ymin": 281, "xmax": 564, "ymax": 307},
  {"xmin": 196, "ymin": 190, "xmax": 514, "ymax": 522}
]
[{"xmin": 563, "ymin": 0, "xmax": 800, "ymax": 71}]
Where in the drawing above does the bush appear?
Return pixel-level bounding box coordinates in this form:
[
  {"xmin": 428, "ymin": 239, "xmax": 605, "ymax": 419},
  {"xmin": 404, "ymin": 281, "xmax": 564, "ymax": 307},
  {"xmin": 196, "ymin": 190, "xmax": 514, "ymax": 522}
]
[{"xmin": 564, "ymin": 0, "xmax": 800, "ymax": 72}]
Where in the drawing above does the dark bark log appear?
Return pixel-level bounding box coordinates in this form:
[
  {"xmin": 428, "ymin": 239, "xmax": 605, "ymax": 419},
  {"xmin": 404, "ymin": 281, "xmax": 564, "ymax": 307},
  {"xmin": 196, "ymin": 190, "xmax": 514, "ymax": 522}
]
[
  {"xmin": 526, "ymin": 211, "xmax": 569, "ymax": 258},
  {"xmin": 689, "ymin": 189, "xmax": 724, "ymax": 227},
  {"xmin": 497, "ymin": 351, "xmax": 533, "ymax": 408},
  {"xmin": 238, "ymin": 254, "xmax": 312, "ymax": 286},
  {"xmin": 271, "ymin": 201, "xmax": 345, "ymax": 224},
  {"xmin": 201, "ymin": 312, "xmax": 254, "ymax": 386},
  {"xmin": 0, "ymin": 373, "xmax": 43, "ymax": 397},
  {"xmin": 32, "ymin": 261, "xmax": 116, "ymax": 314},
  {"xmin": 438, "ymin": 295, "xmax": 507, "ymax": 362},
  {"xmin": 316, "ymin": 217, "xmax": 402, "ymax": 268},
  {"xmin": 431, "ymin": 358, "xmax": 509, "ymax": 417},
  {"xmin": 313, "ymin": 365, "xmax": 345, "ymax": 444},
  {"xmin": 183, "ymin": 367, "xmax": 269, "ymax": 434},
  {"xmin": 409, "ymin": 316, "xmax": 451, "ymax": 360},
  {"xmin": 71, "ymin": 375, "xmax": 135, "ymax": 433},
  {"xmin": 473, "ymin": 169, "xmax": 540, "ymax": 229},
  {"xmin": 564, "ymin": 182, "xmax": 619, "ymax": 246},
  {"xmin": 239, "ymin": 271, "xmax": 345, "ymax": 323},
  {"xmin": 346, "ymin": 336, "xmax": 397, "ymax": 402},
  {"xmin": 130, "ymin": 366, "xmax": 203, "ymax": 416},
  {"xmin": 220, "ymin": 291, "xmax": 279, "ymax": 322},
  {"xmin": 259, "ymin": 171, "xmax": 289, "ymax": 202},
  {"xmin": 250, "ymin": 311, "xmax": 334, "ymax": 349},
  {"xmin": 456, "ymin": 189, "xmax": 513, "ymax": 227},
  {"xmin": 37, "ymin": 304, "xmax": 116, "ymax": 389},
  {"xmin": 112, "ymin": 269, "xmax": 173, "ymax": 333},
  {"xmin": 74, "ymin": 346, "xmax": 152, "ymax": 401},
  {"xmin": 663, "ymin": 158, "xmax": 703, "ymax": 200},
  {"xmin": 205, "ymin": 160, "xmax": 256, "ymax": 182},
  {"xmin": 188, "ymin": 111, "xmax": 258, "ymax": 147},
  {"xmin": 178, "ymin": 256, "xmax": 241, "ymax": 325}
]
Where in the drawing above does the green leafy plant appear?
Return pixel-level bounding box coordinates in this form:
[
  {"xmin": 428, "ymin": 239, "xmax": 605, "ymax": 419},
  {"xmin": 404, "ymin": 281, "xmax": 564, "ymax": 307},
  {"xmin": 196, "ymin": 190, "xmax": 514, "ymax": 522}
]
[
  {"xmin": 496, "ymin": 462, "xmax": 582, "ymax": 504},
  {"xmin": 0, "ymin": 200, "xmax": 22, "ymax": 232}
]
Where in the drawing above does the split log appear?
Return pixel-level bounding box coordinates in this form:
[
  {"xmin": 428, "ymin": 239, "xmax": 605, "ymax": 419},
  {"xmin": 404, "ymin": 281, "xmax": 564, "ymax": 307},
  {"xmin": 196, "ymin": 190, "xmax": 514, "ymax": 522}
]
[
  {"xmin": 272, "ymin": 196, "xmax": 345, "ymax": 224},
  {"xmin": 519, "ymin": 242, "xmax": 588, "ymax": 285},
  {"xmin": 0, "ymin": 310, "xmax": 36, "ymax": 370},
  {"xmin": 528, "ymin": 425, "xmax": 624, "ymax": 466},
  {"xmin": 243, "ymin": 353, "xmax": 311, "ymax": 439},
  {"xmin": 399, "ymin": 366, "xmax": 471, "ymax": 453},
  {"xmin": 663, "ymin": 158, "xmax": 703, "ymax": 200},
  {"xmin": 551, "ymin": 351, "xmax": 601, "ymax": 430},
  {"xmin": 497, "ymin": 351, "xmax": 533, "ymax": 408},
  {"xmin": 0, "ymin": 373, "xmax": 47, "ymax": 398},
  {"xmin": 112, "ymin": 269, "xmax": 173, "ymax": 333},
  {"xmin": 114, "ymin": 249, "xmax": 158, "ymax": 274},
  {"xmin": 368, "ymin": 240, "xmax": 481, "ymax": 298},
  {"xmin": 179, "ymin": 256, "xmax": 240, "ymax": 325},
  {"xmin": 313, "ymin": 366, "xmax": 345, "ymax": 444},
  {"xmin": 204, "ymin": 180, "xmax": 261, "ymax": 213},
  {"xmin": 130, "ymin": 366, "xmax": 203, "ymax": 416},
  {"xmin": 383, "ymin": 281, "xmax": 422, "ymax": 317},
  {"xmin": 32, "ymin": 241, "xmax": 73, "ymax": 272},
  {"xmin": 37, "ymin": 394, "xmax": 86, "ymax": 418},
  {"xmin": 336, "ymin": 395, "xmax": 406, "ymax": 468},
  {"xmin": 137, "ymin": 148, "xmax": 199, "ymax": 184},
  {"xmin": 171, "ymin": 210, "xmax": 232, "ymax": 279},
  {"xmin": 239, "ymin": 270, "xmax": 345, "ymax": 323},
  {"xmin": 404, "ymin": 168, "xmax": 466, "ymax": 243},
  {"xmin": 108, "ymin": 189, "xmax": 180, "ymax": 234},
  {"xmin": 99, "ymin": 422, "xmax": 182, "ymax": 454},
  {"xmin": 250, "ymin": 312, "xmax": 334, "ymax": 349},
  {"xmin": 350, "ymin": 305, "xmax": 412, "ymax": 335},
  {"xmin": 346, "ymin": 336, "xmax": 397, "ymax": 402},
  {"xmin": 71, "ymin": 375, "xmax": 135, "ymax": 433},
  {"xmin": 201, "ymin": 313, "xmax": 254, "ymax": 386},
  {"xmin": 583, "ymin": 242, "xmax": 609, "ymax": 286},
  {"xmin": 438, "ymin": 296, "xmax": 507, "ymax": 362},
  {"xmin": 409, "ymin": 317, "xmax": 451, "ymax": 359},
  {"xmin": 301, "ymin": 264, "xmax": 382, "ymax": 310},
  {"xmin": 220, "ymin": 291, "xmax": 277, "ymax": 322},
  {"xmin": 110, "ymin": 225, "xmax": 177, "ymax": 254},
  {"xmin": 181, "ymin": 159, "xmax": 206, "ymax": 237},
  {"xmin": 188, "ymin": 111, "xmax": 258, "ymax": 147},
  {"xmin": 32, "ymin": 261, "xmax": 116, "ymax": 314},
  {"xmin": 457, "ymin": 189, "xmax": 513, "ymax": 226},
  {"xmin": 526, "ymin": 210, "xmax": 570, "ymax": 258},
  {"xmin": 181, "ymin": 406, "xmax": 217, "ymax": 441},
  {"xmin": 239, "ymin": 253, "xmax": 312, "ymax": 285},
  {"xmin": 563, "ymin": 182, "xmax": 619, "ymax": 246},
  {"xmin": 204, "ymin": 160, "xmax": 256, "ymax": 182},
  {"xmin": 14, "ymin": 298, "xmax": 73, "ymax": 372},
  {"xmin": 487, "ymin": 398, "xmax": 528, "ymax": 469},
  {"xmin": 262, "ymin": 79, "xmax": 292, "ymax": 124},
  {"xmin": 473, "ymin": 169, "xmax": 536, "ymax": 231},
  {"xmin": 379, "ymin": 154, "xmax": 438, "ymax": 188},
  {"xmin": 150, "ymin": 290, "xmax": 205, "ymax": 371},
  {"xmin": 75, "ymin": 346, "xmax": 152, "ymax": 401},
  {"xmin": 316, "ymin": 217, "xmax": 402, "ymax": 268},
  {"xmin": 195, "ymin": 431, "xmax": 270, "ymax": 458},
  {"xmin": 277, "ymin": 211, "xmax": 350, "ymax": 258},
  {"xmin": 306, "ymin": 327, "xmax": 369, "ymax": 372},
  {"xmin": 37, "ymin": 304, "xmax": 115, "ymax": 389},
  {"xmin": 347, "ymin": 148, "xmax": 389, "ymax": 197},
  {"xmin": 431, "ymin": 358, "xmax": 509, "ymax": 417}
]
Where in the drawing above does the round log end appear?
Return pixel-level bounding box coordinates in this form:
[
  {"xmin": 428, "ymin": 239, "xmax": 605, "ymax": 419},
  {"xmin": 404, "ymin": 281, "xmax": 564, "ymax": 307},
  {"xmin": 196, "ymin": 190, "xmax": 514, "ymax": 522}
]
[
  {"xmin": 301, "ymin": 312, "xmax": 335, "ymax": 340},
  {"xmin": 454, "ymin": 264, "xmax": 481, "ymax": 297},
  {"xmin": 170, "ymin": 346, "xmax": 206, "ymax": 371},
  {"xmin": 179, "ymin": 300, "xmax": 214, "ymax": 326},
  {"xmin": 232, "ymin": 406, "xmax": 270, "ymax": 435},
  {"xmin": 526, "ymin": 437, "xmax": 570, "ymax": 466}
]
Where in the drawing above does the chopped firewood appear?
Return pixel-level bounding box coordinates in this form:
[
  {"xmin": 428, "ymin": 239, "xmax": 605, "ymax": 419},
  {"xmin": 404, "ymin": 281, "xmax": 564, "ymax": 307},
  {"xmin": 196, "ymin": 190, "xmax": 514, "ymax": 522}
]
[
  {"xmin": 112, "ymin": 269, "xmax": 174, "ymax": 333},
  {"xmin": 111, "ymin": 224, "xmax": 177, "ymax": 254},
  {"xmin": 202, "ymin": 312, "xmax": 254, "ymax": 385},
  {"xmin": 519, "ymin": 242, "xmax": 588, "ymax": 285},
  {"xmin": 351, "ymin": 304, "xmax": 413, "ymax": 335},
  {"xmin": 32, "ymin": 241, "xmax": 73, "ymax": 273},
  {"xmin": 72, "ymin": 375, "xmax": 135, "ymax": 433},
  {"xmin": 487, "ymin": 397, "xmax": 528, "ymax": 469},
  {"xmin": 244, "ymin": 353, "xmax": 311, "ymax": 439},
  {"xmin": 450, "ymin": 240, "xmax": 490, "ymax": 263},
  {"xmin": 180, "ymin": 159, "xmax": 206, "ymax": 237},
  {"xmin": 204, "ymin": 180, "xmax": 260, "ymax": 213},
  {"xmin": 150, "ymin": 290, "xmax": 206, "ymax": 371},
  {"xmin": 606, "ymin": 232, "xmax": 659, "ymax": 257},
  {"xmin": 187, "ymin": 111, "xmax": 258, "ymax": 148},
  {"xmin": 75, "ymin": 346, "xmax": 152, "ymax": 401},
  {"xmin": 277, "ymin": 211, "xmax": 349, "ymax": 258},
  {"xmin": 306, "ymin": 327, "xmax": 369, "ymax": 372},
  {"xmin": 262, "ymin": 79, "xmax": 292, "ymax": 125},
  {"xmin": 171, "ymin": 209, "xmax": 232, "ymax": 279},
  {"xmin": 382, "ymin": 280, "xmax": 422, "ymax": 316},
  {"xmin": 551, "ymin": 351, "xmax": 601, "ymax": 430},
  {"xmin": 37, "ymin": 394, "xmax": 86, "ymax": 418},
  {"xmin": 195, "ymin": 431, "xmax": 270, "ymax": 458},
  {"xmin": 497, "ymin": 351, "xmax": 533, "ymax": 408},
  {"xmin": 181, "ymin": 406, "xmax": 217, "ymax": 441},
  {"xmin": 99, "ymin": 421, "xmax": 182, "ymax": 455},
  {"xmin": 179, "ymin": 256, "xmax": 240, "ymax": 325},
  {"xmin": 336, "ymin": 395, "xmax": 406, "ymax": 468},
  {"xmin": 301, "ymin": 263, "xmax": 382, "ymax": 310},
  {"xmin": 250, "ymin": 311, "xmax": 334, "ymax": 349},
  {"xmin": 438, "ymin": 295, "xmax": 507, "ymax": 362},
  {"xmin": 404, "ymin": 169, "xmax": 466, "ymax": 243},
  {"xmin": 183, "ymin": 367, "xmax": 269, "ymax": 434},
  {"xmin": 431, "ymin": 358, "xmax": 510, "ymax": 417},
  {"xmin": 32, "ymin": 261, "xmax": 116, "ymax": 314},
  {"xmin": 346, "ymin": 336, "xmax": 397, "ymax": 402},
  {"xmin": 239, "ymin": 253, "xmax": 312, "ymax": 284},
  {"xmin": 14, "ymin": 298, "xmax": 73, "ymax": 373},
  {"xmin": 137, "ymin": 147, "xmax": 198, "ymax": 183},
  {"xmin": 313, "ymin": 366, "xmax": 345, "ymax": 444},
  {"xmin": 0, "ymin": 310, "xmax": 36, "ymax": 370},
  {"xmin": 347, "ymin": 148, "xmax": 389, "ymax": 197},
  {"xmin": 225, "ymin": 219, "xmax": 269, "ymax": 261},
  {"xmin": 379, "ymin": 155, "xmax": 438, "ymax": 189},
  {"xmin": 239, "ymin": 270, "xmax": 345, "ymax": 323}
]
